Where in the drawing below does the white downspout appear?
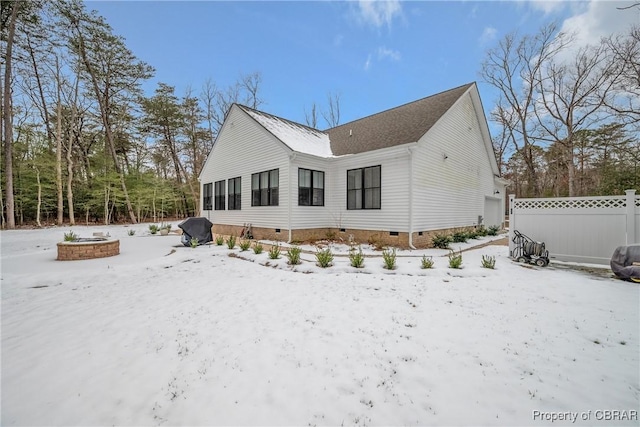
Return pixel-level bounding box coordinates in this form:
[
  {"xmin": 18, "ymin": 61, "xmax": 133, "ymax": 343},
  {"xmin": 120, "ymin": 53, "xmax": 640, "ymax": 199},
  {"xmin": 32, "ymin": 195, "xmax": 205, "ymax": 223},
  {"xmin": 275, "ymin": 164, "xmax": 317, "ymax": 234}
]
[
  {"xmin": 407, "ymin": 147, "xmax": 416, "ymax": 250},
  {"xmin": 288, "ymin": 153, "xmax": 296, "ymax": 243}
]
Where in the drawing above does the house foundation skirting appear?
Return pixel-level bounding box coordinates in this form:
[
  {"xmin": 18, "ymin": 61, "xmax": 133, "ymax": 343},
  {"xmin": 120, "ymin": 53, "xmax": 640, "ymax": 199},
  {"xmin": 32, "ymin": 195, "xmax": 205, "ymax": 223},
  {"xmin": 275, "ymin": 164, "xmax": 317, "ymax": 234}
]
[{"xmin": 212, "ymin": 224, "xmax": 481, "ymax": 249}]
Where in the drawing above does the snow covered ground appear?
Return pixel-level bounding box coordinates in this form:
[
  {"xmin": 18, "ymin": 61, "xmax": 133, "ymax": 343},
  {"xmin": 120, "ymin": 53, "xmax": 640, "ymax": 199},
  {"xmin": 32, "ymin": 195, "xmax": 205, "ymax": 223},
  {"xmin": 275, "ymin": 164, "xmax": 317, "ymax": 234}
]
[{"xmin": 1, "ymin": 224, "xmax": 638, "ymax": 426}]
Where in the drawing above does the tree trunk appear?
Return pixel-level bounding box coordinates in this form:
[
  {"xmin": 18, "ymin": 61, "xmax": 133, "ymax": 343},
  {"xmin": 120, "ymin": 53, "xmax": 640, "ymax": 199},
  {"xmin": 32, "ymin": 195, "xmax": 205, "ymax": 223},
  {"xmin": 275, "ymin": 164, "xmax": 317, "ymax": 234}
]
[
  {"xmin": 567, "ymin": 149, "xmax": 576, "ymax": 197},
  {"xmin": 56, "ymin": 57, "xmax": 64, "ymax": 225},
  {"xmin": 2, "ymin": 2, "xmax": 20, "ymax": 229},
  {"xmin": 35, "ymin": 166, "xmax": 42, "ymax": 227},
  {"xmin": 66, "ymin": 133, "xmax": 75, "ymax": 225},
  {"xmin": 26, "ymin": 34, "xmax": 55, "ymax": 150},
  {"xmin": 104, "ymin": 183, "xmax": 110, "ymax": 225},
  {"xmin": 71, "ymin": 19, "xmax": 138, "ymax": 224}
]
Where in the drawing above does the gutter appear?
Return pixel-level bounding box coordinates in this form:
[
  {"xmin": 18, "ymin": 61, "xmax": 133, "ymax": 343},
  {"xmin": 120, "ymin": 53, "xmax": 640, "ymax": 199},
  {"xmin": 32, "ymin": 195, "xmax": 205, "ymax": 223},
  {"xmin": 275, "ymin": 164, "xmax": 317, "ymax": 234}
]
[
  {"xmin": 407, "ymin": 146, "xmax": 416, "ymax": 250},
  {"xmin": 288, "ymin": 153, "xmax": 296, "ymax": 243}
]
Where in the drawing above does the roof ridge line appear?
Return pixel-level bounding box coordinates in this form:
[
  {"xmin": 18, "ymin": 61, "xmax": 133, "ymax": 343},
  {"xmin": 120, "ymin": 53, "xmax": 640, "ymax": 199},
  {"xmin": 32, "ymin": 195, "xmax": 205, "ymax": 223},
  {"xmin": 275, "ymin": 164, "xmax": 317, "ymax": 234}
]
[
  {"xmin": 237, "ymin": 103, "xmax": 327, "ymax": 135},
  {"xmin": 324, "ymin": 82, "xmax": 475, "ymax": 131}
]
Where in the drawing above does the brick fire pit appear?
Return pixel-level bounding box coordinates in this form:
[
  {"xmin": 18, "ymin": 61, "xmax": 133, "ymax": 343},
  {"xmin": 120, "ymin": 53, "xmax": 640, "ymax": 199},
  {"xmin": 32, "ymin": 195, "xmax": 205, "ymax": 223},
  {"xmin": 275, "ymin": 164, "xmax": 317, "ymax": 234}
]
[{"xmin": 57, "ymin": 238, "xmax": 120, "ymax": 261}]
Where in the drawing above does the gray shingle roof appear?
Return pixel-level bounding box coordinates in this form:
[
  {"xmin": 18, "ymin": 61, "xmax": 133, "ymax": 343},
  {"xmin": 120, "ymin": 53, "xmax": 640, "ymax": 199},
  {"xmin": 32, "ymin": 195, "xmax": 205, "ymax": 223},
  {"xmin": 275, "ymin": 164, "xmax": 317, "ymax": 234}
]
[
  {"xmin": 326, "ymin": 83, "xmax": 474, "ymax": 156},
  {"xmin": 234, "ymin": 82, "xmax": 475, "ymax": 157}
]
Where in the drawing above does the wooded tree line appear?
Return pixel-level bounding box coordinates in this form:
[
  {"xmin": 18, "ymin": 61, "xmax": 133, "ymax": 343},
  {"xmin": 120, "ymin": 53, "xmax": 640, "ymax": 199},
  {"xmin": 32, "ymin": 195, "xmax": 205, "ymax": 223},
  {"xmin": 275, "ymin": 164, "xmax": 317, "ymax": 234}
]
[
  {"xmin": 1, "ymin": 0, "xmax": 265, "ymax": 228},
  {"xmin": 1, "ymin": 1, "xmax": 638, "ymax": 229},
  {"xmin": 482, "ymin": 20, "xmax": 639, "ymax": 198}
]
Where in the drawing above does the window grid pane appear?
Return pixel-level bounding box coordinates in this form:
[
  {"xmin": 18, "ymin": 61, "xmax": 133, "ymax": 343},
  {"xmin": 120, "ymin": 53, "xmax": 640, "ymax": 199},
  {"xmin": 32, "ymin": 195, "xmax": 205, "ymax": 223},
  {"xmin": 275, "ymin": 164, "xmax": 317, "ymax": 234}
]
[
  {"xmin": 347, "ymin": 166, "xmax": 380, "ymax": 210},
  {"xmin": 298, "ymin": 168, "xmax": 324, "ymax": 206}
]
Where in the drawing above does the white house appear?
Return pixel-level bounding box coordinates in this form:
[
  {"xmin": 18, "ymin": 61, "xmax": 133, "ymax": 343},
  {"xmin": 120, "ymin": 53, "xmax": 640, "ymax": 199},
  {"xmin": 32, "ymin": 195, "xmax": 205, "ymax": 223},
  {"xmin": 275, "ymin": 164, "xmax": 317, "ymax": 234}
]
[{"xmin": 198, "ymin": 82, "xmax": 507, "ymax": 248}]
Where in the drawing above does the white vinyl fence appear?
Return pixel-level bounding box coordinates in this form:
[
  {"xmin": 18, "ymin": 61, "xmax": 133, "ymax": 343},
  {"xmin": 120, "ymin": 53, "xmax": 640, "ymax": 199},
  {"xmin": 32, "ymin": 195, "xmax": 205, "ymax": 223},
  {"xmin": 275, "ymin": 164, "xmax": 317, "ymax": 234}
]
[{"xmin": 509, "ymin": 190, "xmax": 639, "ymax": 265}]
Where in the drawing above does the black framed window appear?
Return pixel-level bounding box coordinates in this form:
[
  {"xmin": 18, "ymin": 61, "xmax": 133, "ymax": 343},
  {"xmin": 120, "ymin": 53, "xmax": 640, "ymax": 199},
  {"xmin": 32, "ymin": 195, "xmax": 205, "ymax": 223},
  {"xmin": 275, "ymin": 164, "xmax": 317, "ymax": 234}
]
[
  {"xmin": 228, "ymin": 177, "xmax": 241, "ymax": 210},
  {"xmin": 251, "ymin": 169, "xmax": 279, "ymax": 206},
  {"xmin": 347, "ymin": 165, "xmax": 381, "ymax": 209},
  {"xmin": 203, "ymin": 182, "xmax": 213, "ymax": 210},
  {"xmin": 298, "ymin": 168, "xmax": 324, "ymax": 206},
  {"xmin": 214, "ymin": 180, "xmax": 225, "ymax": 210}
]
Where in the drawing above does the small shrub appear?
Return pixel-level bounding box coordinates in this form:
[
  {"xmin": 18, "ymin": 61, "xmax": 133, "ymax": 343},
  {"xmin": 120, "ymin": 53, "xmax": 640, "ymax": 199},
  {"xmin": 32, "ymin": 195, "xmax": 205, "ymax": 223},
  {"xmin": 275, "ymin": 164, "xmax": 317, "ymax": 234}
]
[
  {"xmin": 286, "ymin": 246, "xmax": 302, "ymax": 265},
  {"xmin": 315, "ymin": 247, "xmax": 334, "ymax": 268},
  {"xmin": 481, "ymin": 254, "xmax": 496, "ymax": 269},
  {"xmin": 226, "ymin": 235, "xmax": 237, "ymax": 249},
  {"xmin": 467, "ymin": 229, "xmax": 480, "ymax": 239},
  {"xmin": 215, "ymin": 235, "xmax": 224, "ymax": 245},
  {"xmin": 476, "ymin": 225, "xmax": 488, "ymax": 237},
  {"xmin": 63, "ymin": 230, "xmax": 78, "ymax": 241},
  {"xmin": 448, "ymin": 250, "xmax": 463, "ymax": 269},
  {"xmin": 349, "ymin": 246, "xmax": 365, "ymax": 268},
  {"xmin": 149, "ymin": 224, "xmax": 159, "ymax": 235},
  {"xmin": 190, "ymin": 237, "xmax": 199, "ymax": 248},
  {"xmin": 268, "ymin": 244, "xmax": 281, "ymax": 259},
  {"xmin": 239, "ymin": 240, "xmax": 251, "ymax": 251},
  {"xmin": 127, "ymin": 229, "xmax": 136, "ymax": 236},
  {"xmin": 382, "ymin": 248, "xmax": 397, "ymax": 270},
  {"xmin": 487, "ymin": 225, "xmax": 500, "ymax": 236},
  {"xmin": 252, "ymin": 242, "xmax": 264, "ymax": 254},
  {"xmin": 452, "ymin": 229, "xmax": 468, "ymax": 243},
  {"xmin": 432, "ymin": 233, "xmax": 451, "ymax": 249},
  {"xmin": 421, "ymin": 255, "xmax": 434, "ymax": 269},
  {"xmin": 367, "ymin": 234, "xmax": 384, "ymax": 251}
]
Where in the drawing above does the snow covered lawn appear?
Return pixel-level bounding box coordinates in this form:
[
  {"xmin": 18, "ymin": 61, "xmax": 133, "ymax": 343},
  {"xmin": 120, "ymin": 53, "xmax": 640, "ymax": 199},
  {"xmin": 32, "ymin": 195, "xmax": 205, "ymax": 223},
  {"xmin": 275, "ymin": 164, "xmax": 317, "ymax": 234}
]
[{"xmin": 1, "ymin": 224, "xmax": 638, "ymax": 426}]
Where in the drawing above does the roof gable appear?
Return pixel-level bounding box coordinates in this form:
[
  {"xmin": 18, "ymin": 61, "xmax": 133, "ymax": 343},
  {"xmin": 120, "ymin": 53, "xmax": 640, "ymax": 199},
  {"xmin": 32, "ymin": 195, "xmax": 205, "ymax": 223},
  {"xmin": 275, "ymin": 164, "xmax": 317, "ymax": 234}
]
[
  {"xmin": 238, "ymin": 105, "xmax": 333, "ymax": 158},
  {"xmin": 326, "ymin": 83, "xmax": 474, "ymax": 156},
  {"xmin": 230, "ymin": 82, "xmax": 479, "ymax": 159}
]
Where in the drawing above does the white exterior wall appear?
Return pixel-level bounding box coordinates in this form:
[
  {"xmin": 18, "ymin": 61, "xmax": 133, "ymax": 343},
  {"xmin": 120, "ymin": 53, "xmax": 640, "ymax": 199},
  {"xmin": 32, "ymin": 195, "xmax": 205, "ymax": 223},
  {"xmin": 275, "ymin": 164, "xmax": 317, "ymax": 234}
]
[
  {"xmin": 327, "ymin": 146, "xmax": 411, "ymax": 232},
  {"xmin": 289, "ymin": 153, "xmax": 333, "ymax": 229},
  {"xmin": 199, "ymin": 106, "xmax": 291, "ymax": 229},
  {"xmin": 412, "ymin": 92, "xmax": 498, "ymax": 231},
  {"xmin": 199, "ymin": 87, "xmax": 504, "ymax": 235}
]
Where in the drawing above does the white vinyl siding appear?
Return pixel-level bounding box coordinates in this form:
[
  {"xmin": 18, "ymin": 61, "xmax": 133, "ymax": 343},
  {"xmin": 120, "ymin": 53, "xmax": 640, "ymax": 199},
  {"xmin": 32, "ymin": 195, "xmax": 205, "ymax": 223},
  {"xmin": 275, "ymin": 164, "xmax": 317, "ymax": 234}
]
[
  {"xmin": 412, "ymin": 92, "xmax": 496, "ymax": 231},
  {"xmin": 328, "ymin": 146, "xmax": 411, "ymax": 232},
  {"xmin": 198, "ymin": 106, "xmax": 290, "ymax": 228},
  {"xmin": 290, "ymin": 154, "xmax": 333, "ymax": 229},
  {"xmin": 199, "ymin": 86, "xmax": 501, "ymax": 235}
]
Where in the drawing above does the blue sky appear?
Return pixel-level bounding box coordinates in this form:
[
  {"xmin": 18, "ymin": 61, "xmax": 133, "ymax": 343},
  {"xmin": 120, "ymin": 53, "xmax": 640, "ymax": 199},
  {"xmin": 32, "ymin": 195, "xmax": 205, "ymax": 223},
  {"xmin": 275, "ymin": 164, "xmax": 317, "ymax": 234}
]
[{"xmin": 87, "ymin": 0, "xmax": 638, "ymax": 129}]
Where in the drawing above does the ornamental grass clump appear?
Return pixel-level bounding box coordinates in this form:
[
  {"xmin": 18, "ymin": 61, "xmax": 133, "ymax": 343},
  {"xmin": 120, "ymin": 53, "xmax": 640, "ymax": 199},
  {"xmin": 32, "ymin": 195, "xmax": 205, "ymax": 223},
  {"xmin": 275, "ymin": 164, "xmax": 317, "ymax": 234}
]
[
  {"xmin": 226, "ymin": 235, "xmax": 236, "ymax": 249},
  {"xmin": 315, "ymin": 247, "xmax": 334, "ymax": 268},
  {"xmin": 190, "ymin": 237, "xmax": 199, "ymax": 248},
  {"xmin": 268, "ymin": 244, "xmax": 281, "ymax": 259},
  {"xmin": 252, "ymin": 242, "xmax": 264, "ymax": 254},
  {"xmin": 215, "ymin": 235, "xmax": 224, "ymax": 246},
  {"xmin": 448, "ymin": 249, "xmax": 463, "ymax": 269},
  {"xmin": 239, "ymin": 240, "xmax": 251, "ymax": 251},
  {"xmin": 148, "ymin": 224, "xmax": 159, "ymax": 235},
  {"xmin": 127, "ymin": 229, "xmax": 136, "ymax": 236},
  {"xmin": 421, "ymin": 255, "xmax": 434, "ymax": 269},
  {"xmin": 481, "ymin": 254, "xmax": 496, "ymax": 269},
  {"xmin": 63, "ymin": 230, "xmax": 78, "ymax": 242},
  {"xmin": 382, "ymin": 248, "xmax": 397, "ymax": 270},
  {"xmin": 432, "ymin": 233, "xmax": 451, "ymax": 249},
  {"xmin": 286, "ymin": 246, "xmax": 302, "ymax": 265},
  {"xmin": 349, "ymin": 246, "xmax": 365, "ymax": 268}
]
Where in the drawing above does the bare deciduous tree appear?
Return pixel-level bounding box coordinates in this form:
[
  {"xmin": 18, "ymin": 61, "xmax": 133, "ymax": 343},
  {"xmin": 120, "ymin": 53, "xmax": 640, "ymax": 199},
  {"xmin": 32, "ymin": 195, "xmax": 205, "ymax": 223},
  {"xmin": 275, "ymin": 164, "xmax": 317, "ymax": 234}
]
[
  {"xmin": 65, "ymin": 2, "xmax": 154, "ymax": 223},
  {"xmin": 533, "ymin": 39, "xmax": 624, "ymax": 196},
  {"xmin": 482, "ymin": 23, "xmax": 572, "ymax": 196},
  {"xmin": 321, "ymin": 91, "xmax": 341, "ymax": 128},
  {"xmin": 304, "ymin": 102, "xmax": 319, "ymax": 128},
  {"xmin": 2, "ymin": 1, "xmax": 22, "ymax": 229}
]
